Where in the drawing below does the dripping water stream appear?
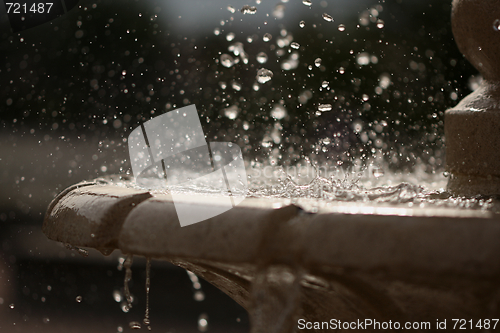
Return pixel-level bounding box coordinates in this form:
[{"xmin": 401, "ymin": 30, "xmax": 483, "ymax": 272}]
[{"xmin": 144, "ymin": 257, "xmax": 152, "ymax": 331}]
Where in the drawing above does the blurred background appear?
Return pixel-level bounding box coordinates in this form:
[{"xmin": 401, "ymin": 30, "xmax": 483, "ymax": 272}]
[{"xmin": 0, "ymin": 0, "xmax": 478, "ymax": 331}]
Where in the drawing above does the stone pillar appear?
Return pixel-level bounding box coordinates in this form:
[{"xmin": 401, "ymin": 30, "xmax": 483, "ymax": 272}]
[{"xmin": 446, "ymin": 0, "xmax": 500, "ymax": 196}]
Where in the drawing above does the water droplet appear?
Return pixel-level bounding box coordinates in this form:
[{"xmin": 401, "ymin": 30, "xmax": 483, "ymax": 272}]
[
  {"xmin": 339, "ymin": 66, "xmax": 345, "ymax": 74},
  {"xmin": 299, "ymin": 20, "xmax": 305, "ymax": 28},
  {"xmin": 75, "ymin": 296, "xmax": 82, "ymax": 303},
  {"xmin": 302, "ymin": 0, "xmax": 312, "ymax": 6},
  {"xmin": 43, "ymin": 317, "xmax": 50, "ymax": 324},
  {"xmin": 321, "ymin": 81, "xmax": 329, "ymax": 88},
  {"xmin": 376, "ymin": 19, "xmax": 384, "ymax": 29},
  {"xmin": 220, "ymin": 54, "xmax": 234, "ymax": 68},
  {"xmin": 290, "ymin": 42, "xmax": 300, "ymax": 49},
  {"xmin": 9, "ymin": 304, "xmax": 14, "ymax": 309},
  {"xmin": 231, "ymin": 81, "xmax": 242, "ymax": 91},
  {"xmin": 213, "ymin": 27, "xmax": 220, "ymax": 36},
  {"xmin": 271, "ymin": 105, "xmax": 287, "ymax": 120},
  {"xmin": 494, "ymin": 19, "xmax": 500, "ymax": 31},
  {"xmin": 226, "ymin": 32, "xmax": 235, "ymax": 42},
  {"xmin": 227, "ymin": 5, "xmax": 235, "ymax": 13},
  {"xmin": 257, "ymin": 68, "xmax": 274, "ymax": 84},
  {"xmin": 224, "ymin": 105, "xmax": 239, "ymax": 119},
  {"xmin": 338, "ymin": 24, "xmax": 345, "ymax": 32},
  {"xmin": 194, "ymin": 290, "xmax": 205, "ymax": 301},
  {"xmin": 241, "ymin": 5, "xmax": 257, "ymax": 14},
  {"xmin": 318, "ymin": 104, "xmax": 332, "ymax": 112},
  {"xmin": 372, "ymin": 167, "xmax": 385, "ymax": 178},
  {"xmin": 256, "ymin": 52, "xmax": 268, "ymax": 64},
  {"xmin": 314, "ymin": 58, "xmax": 322, "ymax": 67},
  {"xmin": 198, "ymin": 313, "xmax": 208, "ymax": 332},
  {"xmin": 113, "ymin": 290, "xmax": 122, "ymax": 302},
  {"xmin": 263, "ymin": 33, "xmax": 272, "ymax": 42},
  {"xmin": 356, "ymin": 52, "xmax": 370, "ymax": 66},
  {"xmin": 129, "ymin": 321, "xmax": 141, "ymax": 330},
  {"xmin": 322, "ymin": 13, "xmax": 333, "ymax": 22}
]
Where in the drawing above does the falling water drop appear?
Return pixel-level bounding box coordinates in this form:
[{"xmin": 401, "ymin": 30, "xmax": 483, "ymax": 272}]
[
  {"xmin": 494, "ymin": 19, "xmax": 500, "ymax": 31},
  {"xmin": 318, "ymin": 104, "xmax": 332, "ymax": 112},
  {"xmin": 9, "ymin": 304, "xmax": 14, "ymax": 309},
  {"xmin": 257, "ymin": 68, "xmax": 274, "ymax": 84},
  {"xmin": 123, "ymin": 255, "xmax": 134, "ymax": 310},
  {"xmin": 321, "ymin": 81, "xmax": 329, "ymax": 88},
  {"xmin": 256, "ymin": 52, "xmax": 268, "ymax": 64},
  {"xmin": 241, "ymin": 5, "xmax": 257, "ymax": 14},
  {"xmin": 322, "ymin": 13, "xmax": 333, "ymax": 22},
  {"xmin": 338, "ymin": 24, "xmax": 346, "ymax": 32},
  {"xmin": 198, "ymin": 313, "xmax": 209, "ymax": 332},
  {"xmin": 263, "ymin": 33, "xmax": 272, "ymax": 42},
  {"xmin": 299, "ymin": 20, "xmax": 305, "ymax": 28},
  {"xmin": 226, "ymin": 32, "xmax": 235, "ymax": 42},
  {"xmin": 143, "ymin": 258, "xmax": 152, "ymax": 331},
  {"xmin": 376, "ymin": 19, "xmax": 385, "ymax": 29},
  {"xmin": 75, "ymin": 296, "xmax": 82, "ymax": 303},
  {"xmin": 129, "ymin": 321, "xmax": 141, "ymax": 330},
  {"xmin": 302, "ymin": 0, "xmax": 312, "ymax": 6},
  {"xmin": 220, "ymin": 54, "xmax": 234, "ymax": 68},
  {"xmin": 231, "ymin": 81, "xmax": 242, "ymax": 91},
  {"xmin": 227, "ymin": 5, "xmax": 235, "ymax": 13},
  {"xmin": 224, "ymin": 105, "xmax": 239, "ymax": 119},
  {"xmin": 290, "ymin": 42, "xmax": 300, "ymax": 49},
  {"xmin": 314, "ymin": 58, "xmax": 322, "ymax": 67}
]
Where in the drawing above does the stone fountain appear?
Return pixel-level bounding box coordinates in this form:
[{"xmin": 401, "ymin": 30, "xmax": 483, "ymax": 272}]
[{"xmin": 43, "ymin": 1, "xmax": 500, "ymax": 332}]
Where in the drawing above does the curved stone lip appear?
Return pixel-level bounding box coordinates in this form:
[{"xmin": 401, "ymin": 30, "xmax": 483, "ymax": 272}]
[{"xmin": 43, "ymin": 180, "xmax": 500, "ymax": 279}]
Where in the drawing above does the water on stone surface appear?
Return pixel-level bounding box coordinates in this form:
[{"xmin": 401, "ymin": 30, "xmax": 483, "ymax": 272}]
[{"xmin": 2, "ymin": 0, "xmax": 498, "ymax": 332}]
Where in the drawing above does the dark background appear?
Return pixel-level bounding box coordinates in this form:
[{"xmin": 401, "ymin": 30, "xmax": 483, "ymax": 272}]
[{"xmin": 0, "ymin": 0, "xmax": 477, "ymax": 331}]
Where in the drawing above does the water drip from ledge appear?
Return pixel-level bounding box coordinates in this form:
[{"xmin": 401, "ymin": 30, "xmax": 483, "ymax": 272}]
[{"xmin": 250, "ymin": 265, "xmax": 304, "ymax": 333}]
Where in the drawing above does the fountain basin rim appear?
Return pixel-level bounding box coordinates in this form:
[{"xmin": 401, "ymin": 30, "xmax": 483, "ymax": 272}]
[{"xmin": 42, "ymin": 182, "xmax": 500, "ymax": 279}]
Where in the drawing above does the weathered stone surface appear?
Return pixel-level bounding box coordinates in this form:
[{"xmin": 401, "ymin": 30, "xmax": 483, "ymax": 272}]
[
  {"xmin": 43, "ymin": 181, "xmax": 500, "ymax": 331},
  {"xmin": 446, "ymin": 0, "xmax": 500, "ymax": 195}
]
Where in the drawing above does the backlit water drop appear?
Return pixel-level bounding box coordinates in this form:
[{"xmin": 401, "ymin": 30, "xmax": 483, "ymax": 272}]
[
  {"xmin": 256, "ymin": 52, "xmax": 268, "ymax": 64},
  {"xmin": 241, "ymin": 5, "xmax": 257, "ymax": 14},
  {"xmin": 494, "ymin": 19, "xmax": 500, "ymax": 31},
  {"xmin": 299, "ymin": 20, "xmax": 305, "ymax": 28},
  {"xmin": 322, "ymin": 13, "xmax": 333, "ymax": 22},
  {"xmin": 263, "ymin": 33, "xmax": 272, "ymax": 42},
  {"xmin": 314, "ymin": 58, "xmax": 322, "ymax": 67},
  {"xmin": 220, "ymin": 54, "xmax": 234, "ymax": 68},
  {"xmin": 318, "ymin": 104, "xmax": 332, "ymax": 112},
  {"xmin": 302, "ymin": 0, "xmax": 312, "ymax": 6},
  {"xmin": 257, "ymin": 68, "xmax": 274, "ymax": 84},
  {"xmin": 198, "ymin": 313, "xmax": 208, "ymax": 332}
]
